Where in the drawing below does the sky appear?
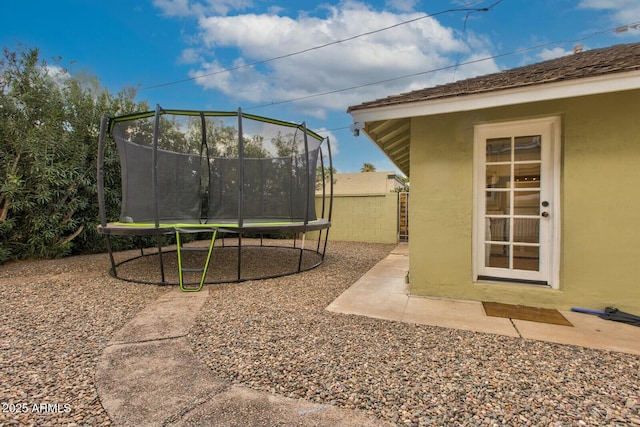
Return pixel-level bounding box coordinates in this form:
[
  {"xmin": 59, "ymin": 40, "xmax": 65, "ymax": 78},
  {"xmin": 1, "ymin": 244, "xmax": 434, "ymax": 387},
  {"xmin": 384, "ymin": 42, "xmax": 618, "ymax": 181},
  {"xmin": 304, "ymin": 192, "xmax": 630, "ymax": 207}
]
[{"xmin": 2, "ymin": 0, "xmax": 639, "ymax": 175}]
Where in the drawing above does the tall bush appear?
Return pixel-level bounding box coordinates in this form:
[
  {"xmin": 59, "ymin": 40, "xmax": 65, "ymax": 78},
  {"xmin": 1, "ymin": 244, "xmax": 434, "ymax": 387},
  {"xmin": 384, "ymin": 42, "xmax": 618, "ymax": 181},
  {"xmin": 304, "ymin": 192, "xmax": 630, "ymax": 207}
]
[{"xmin": 0, "ymin": 45, "xmax": 147, "ymax": 263}]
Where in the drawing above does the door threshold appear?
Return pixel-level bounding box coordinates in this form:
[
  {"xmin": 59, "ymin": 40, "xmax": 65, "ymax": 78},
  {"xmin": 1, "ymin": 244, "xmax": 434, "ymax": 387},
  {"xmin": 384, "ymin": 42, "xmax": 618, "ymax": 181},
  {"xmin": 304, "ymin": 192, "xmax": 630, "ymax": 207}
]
[{"xmin": 477, "ymin": 275, "xmax": 549, "ymax": 286}]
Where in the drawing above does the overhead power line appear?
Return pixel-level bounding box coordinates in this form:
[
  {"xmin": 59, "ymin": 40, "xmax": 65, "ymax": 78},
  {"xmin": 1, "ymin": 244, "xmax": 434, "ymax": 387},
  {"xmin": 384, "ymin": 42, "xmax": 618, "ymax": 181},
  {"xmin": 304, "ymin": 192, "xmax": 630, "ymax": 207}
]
[
  {"xmin": 141, "ymin": 2, "xmax": 504, "ymax": 90},
  {"xmin": 244, "ymin": 20, "xmax": 640, "ymax": 113}
]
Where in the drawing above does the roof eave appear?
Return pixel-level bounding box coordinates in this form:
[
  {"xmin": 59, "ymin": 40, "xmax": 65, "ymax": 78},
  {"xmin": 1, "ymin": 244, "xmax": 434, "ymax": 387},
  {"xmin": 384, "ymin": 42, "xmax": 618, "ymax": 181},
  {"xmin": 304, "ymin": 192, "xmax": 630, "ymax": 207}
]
[
  {"xmin": 349, "ymin": 69, "xmax": 640, "ymax": 123},
  {"xmin": 361, "ymin": 123, "xmax": 411, "ymax": 177}
]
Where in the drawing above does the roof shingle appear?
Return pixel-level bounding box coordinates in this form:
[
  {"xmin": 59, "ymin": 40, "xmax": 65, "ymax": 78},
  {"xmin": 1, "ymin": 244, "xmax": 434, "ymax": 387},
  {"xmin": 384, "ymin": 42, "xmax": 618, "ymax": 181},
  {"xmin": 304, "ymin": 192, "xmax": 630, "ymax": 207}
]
[{"xmin": 347, "ymin": 42, "xmax": 640, "ymax": 112}]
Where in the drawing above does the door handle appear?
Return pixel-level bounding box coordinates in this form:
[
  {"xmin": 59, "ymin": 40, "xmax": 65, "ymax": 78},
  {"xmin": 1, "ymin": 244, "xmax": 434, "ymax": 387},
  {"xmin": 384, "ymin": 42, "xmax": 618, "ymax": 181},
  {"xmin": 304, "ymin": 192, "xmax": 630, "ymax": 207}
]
[{"xmin": 541, "ymin": 212, "xmax": 549, "ymax": 218}]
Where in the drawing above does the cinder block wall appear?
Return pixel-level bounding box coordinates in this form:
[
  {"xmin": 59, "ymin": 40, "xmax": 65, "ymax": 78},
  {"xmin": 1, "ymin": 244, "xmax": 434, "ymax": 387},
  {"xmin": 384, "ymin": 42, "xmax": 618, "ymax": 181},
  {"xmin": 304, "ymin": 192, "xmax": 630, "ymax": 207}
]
[{"xmin": 312, "ymin": 193, "xmax": 399, "ymax": 243}]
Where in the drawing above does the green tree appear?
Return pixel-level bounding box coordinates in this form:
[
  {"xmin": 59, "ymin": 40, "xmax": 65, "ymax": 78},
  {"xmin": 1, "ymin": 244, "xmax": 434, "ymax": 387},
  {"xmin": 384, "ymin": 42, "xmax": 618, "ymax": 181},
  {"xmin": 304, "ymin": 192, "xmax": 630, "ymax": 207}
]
[
  {"xmin": 243, "ymin": 134, "xmax": 268, "ymax": 158},
  {"xmin": 316, "ymin": 166, "xmax": 337, "ymax": 191},
  {"xmin": 360, "ymin": 162, "xmax": 376, "ymax": 172},
  {"xmin": 272, "ymin": 131, "xmax": 299, "ymax": 157},
  {"xmin": 0, "ymin": 45, "xmax": 147, "ymax": 262},
  {"xmin": 392, "ymin": 175, "xmax": 410, "ymax": 193}
]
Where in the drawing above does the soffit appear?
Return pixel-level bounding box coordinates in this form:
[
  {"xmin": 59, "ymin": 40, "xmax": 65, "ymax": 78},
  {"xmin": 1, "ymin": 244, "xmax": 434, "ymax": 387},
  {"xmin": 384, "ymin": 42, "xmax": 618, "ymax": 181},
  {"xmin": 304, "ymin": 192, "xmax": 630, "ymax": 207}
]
[{"xmin": 363, "ymin": 118, "xmax": 411, "ymax": 176}]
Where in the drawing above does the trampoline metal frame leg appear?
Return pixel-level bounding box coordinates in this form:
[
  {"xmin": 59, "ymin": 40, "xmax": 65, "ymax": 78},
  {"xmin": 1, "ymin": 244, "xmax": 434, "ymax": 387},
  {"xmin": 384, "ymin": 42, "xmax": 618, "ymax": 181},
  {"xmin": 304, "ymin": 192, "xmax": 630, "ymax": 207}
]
[
  {"xmin": 237, "ymin": 234, "xmax": 242, "ymax": 281},
  {"xmin": 297, "ymin": 232, "xmax": 306, "ymax": 271},
  {"xmin": 157, "ymin": 235, "xmax": 166, "ymax": 283},
  {"xmin": 106, "ymin": 235, "xmax": 117, "ymax": 278}
]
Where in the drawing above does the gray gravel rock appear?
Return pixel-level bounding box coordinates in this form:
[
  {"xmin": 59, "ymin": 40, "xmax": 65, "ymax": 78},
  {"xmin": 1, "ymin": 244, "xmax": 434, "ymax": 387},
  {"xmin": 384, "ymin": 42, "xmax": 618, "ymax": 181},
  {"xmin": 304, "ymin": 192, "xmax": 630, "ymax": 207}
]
[
  {"xmin": 2, "ymin": 241, "xmax": 639, "ymax": 427},
  {"xmin": 0, "ymin": 251, "xmax": 168, "ymax": 426},
  {"xmin": 189, "ymin": 241, "xmax": 640, "ymax": 427}
]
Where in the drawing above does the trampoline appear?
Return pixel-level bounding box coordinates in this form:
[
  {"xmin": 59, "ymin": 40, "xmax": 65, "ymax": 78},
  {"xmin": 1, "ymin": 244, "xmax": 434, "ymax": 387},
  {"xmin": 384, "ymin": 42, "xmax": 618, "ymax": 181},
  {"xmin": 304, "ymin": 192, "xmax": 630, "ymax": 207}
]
[{"xmin": 97, "ymin": 105, "xmax": 333, "ymax": 291}]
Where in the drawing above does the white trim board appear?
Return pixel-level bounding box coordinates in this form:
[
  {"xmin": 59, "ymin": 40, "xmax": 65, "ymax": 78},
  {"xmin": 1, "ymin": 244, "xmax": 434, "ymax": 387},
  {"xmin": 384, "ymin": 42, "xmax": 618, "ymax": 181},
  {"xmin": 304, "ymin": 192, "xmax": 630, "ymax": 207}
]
[{"xmin": 350, "ymin": 70, "xmax": 640, "ymax": 123}]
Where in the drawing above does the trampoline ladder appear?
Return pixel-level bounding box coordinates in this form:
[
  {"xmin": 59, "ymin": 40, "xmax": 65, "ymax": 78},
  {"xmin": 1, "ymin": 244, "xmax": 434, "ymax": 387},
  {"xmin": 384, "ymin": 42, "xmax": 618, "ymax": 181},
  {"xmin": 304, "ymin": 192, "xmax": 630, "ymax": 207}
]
[{"xmin": 175, "ymin": 229, "xmax": 217, "ymax": 292}]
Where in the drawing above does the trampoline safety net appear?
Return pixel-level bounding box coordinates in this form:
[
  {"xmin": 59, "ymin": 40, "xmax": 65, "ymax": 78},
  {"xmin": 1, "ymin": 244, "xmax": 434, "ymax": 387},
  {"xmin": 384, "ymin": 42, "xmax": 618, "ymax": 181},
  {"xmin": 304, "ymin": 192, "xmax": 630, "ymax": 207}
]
[{"xmin": 106, "ymin": 107, "xmax": 327, "ymax": 225}]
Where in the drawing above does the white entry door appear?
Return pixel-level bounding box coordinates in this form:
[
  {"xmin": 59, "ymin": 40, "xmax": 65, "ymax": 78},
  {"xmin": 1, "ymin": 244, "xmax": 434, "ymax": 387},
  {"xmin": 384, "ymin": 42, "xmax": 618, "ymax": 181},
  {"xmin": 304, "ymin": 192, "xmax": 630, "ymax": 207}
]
[{"xmin": 474, "ymin": 117, "xmax": 560, "ymax": 287}]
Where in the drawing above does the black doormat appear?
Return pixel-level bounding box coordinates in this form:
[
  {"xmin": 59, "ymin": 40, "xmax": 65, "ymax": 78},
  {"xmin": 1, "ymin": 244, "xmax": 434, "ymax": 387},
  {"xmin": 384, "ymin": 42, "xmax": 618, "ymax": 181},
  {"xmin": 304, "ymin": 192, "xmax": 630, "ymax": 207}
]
[{"xmin": 483, "ymin": 301, "xmax": 573, "ymax": 326}]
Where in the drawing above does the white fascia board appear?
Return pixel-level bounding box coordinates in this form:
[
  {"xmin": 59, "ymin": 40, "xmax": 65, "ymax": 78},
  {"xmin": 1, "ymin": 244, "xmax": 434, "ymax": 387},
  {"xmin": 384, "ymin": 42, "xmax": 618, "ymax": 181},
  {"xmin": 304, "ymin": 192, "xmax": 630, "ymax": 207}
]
[{"xmin": 350, "ymin": 70, "xmax": 640, "ymax": 123}]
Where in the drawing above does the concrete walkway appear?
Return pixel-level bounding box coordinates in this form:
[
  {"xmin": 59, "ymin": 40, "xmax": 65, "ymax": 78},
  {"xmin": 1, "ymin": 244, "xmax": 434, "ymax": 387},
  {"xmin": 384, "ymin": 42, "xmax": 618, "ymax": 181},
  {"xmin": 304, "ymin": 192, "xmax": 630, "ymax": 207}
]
[
  {"xmin": 95, "ymin": 289, "xmax": 392, "ymax": 427},
  {"xmin": 327, "ymin": 243, "xmax": 640, "ymax": 356}
]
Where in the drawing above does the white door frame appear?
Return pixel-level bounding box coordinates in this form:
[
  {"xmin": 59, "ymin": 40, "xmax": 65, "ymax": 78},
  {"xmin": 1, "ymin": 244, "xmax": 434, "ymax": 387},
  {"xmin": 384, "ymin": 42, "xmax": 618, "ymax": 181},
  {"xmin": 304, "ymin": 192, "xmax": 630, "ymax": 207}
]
[{"xmin": 472, "ymin": 116, "xmax": 561, "ymax": 288}]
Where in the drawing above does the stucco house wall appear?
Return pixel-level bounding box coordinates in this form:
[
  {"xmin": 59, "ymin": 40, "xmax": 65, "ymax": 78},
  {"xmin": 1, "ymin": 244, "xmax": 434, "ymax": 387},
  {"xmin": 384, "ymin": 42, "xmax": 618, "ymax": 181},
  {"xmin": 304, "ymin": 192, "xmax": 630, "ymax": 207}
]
[{"xmin": 409, "ymin": 89, "xmax": 640, "ymax": 312}]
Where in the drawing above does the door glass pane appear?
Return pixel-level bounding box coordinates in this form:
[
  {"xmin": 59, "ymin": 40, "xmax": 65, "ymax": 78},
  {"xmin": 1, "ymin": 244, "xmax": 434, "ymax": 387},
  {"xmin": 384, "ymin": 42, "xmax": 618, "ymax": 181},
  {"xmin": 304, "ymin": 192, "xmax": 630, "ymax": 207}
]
[
  {"xmin": 486, "ymin": 244, "xmax": 509, "ymax": 268},
  {"xmin": 514, "ymin": 163, "xmax": 540, "ymax": 188},
  {"xmin": 514, "ymin": 136, "xmax": 541, "ymax": 161},
  {"xmin": 486, "ymin": 165, "xmax": 510, "ymax": 188},
  {"xmin": 514, "ymin": 191, "xmax": 540, "ymax": 215},
  {"xmin": 486, "ymin": 138, "xmax": 511, "ymax": 162},
  {"xmin": 513, "ymin": 218, "xmax": 539, "ymax": 243},
  {"xmin": 486, "ymin": 191, "xmax": 510, "ymax": 215},
  {"xmin": 487, "ymin": 218, "xmax": 509, "ymax": 242},
  {"xmin": 513, "ymin": 246, "xmax": 539, "ymax": 271}
]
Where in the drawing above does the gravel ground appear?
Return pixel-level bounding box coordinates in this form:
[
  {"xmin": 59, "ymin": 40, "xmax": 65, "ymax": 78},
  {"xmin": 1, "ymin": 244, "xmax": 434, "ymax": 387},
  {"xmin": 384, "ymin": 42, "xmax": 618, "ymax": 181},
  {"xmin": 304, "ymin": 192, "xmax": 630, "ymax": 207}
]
[
  {"xmin": 0, "ymin": 251, "xmax": 168, "ymax": 426},
  {"xmin": 189, "ymin": 241, "xmax": 640, "ymax": 427},
  {"xmin": 1, "ymin": 241, "xmax": 639, "ymax": 427}
]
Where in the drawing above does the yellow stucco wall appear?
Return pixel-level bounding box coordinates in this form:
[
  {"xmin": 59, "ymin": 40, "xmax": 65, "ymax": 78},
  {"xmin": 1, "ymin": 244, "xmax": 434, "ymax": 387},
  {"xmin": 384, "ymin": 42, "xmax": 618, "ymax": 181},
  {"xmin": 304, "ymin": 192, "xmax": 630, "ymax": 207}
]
[
  {"xmin": 409, "ymin": 89, "xmax": 640, "ymax": 313},
  {"xmin": 311, "ymin": 193, "xmax": 399, "ymax": 243}
]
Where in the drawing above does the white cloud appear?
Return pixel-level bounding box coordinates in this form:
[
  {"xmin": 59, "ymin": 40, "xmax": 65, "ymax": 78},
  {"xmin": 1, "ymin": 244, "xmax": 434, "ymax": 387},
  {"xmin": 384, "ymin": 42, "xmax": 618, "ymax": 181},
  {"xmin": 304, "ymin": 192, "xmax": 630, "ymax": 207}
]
[
  {"xmin": 153, "ymin": 0, "xmax": 253, "ymax": 17},
  {"xmin": 385, "ymin": 0, "xmax": 419, "ymax": 12},
  {"xmin": 578, "ymin": 0, "xmax": 640, "ymax": 26},
  {"xmin": 153, "ymin": 0, "xmax": 194, "ymax": 17},
  {"xmin": 178, "ymin": 48, "xmax": 201, "ymax": 64},
  {"xmin": 44, "ymin": 65, "xmax": 71, "ymax": 88},
  {"xmin": 537, "ymin": 47, "xmax": 572, "ymax": 61},
  {"xmin": 315, "ymin": 128, "xmax": 339, "ymax": 156},
  {"xmin": 181, "ymin": 1, "xmax": 498, "ymax": 115}
]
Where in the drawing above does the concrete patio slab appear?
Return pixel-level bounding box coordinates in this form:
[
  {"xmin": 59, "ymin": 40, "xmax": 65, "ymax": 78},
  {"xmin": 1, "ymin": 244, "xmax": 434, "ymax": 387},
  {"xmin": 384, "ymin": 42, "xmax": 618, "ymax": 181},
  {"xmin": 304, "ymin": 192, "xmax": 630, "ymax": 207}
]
[
  {"xmin": 515, "ymin": 311, "xmax": 640, "ymax": 355},
  {"xmin": 327, "ymin": 290, "xmax": 409, "ymax": 322},
  {"xmin": 402, "ymin": 297, "xmax": 520, "ymax": 337},
  {"xmin": 326, "ymin": 244, "xmax": 640, "ymax": 355}
]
